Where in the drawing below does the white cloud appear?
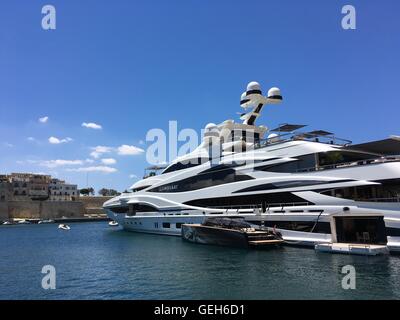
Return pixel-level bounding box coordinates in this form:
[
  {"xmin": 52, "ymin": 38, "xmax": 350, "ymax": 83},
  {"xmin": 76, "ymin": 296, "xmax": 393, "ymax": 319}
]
[
  {"xmin": 90, "ymin": 145, "xmax": 113, "ymax": 158},
  {"xmin": 82, "ymin": 122, "xmax": 102, "ymax": 130},
  {"xmin": 27, "ymin": 137, "xmax": 35, "ymax": 142},
  {"xmin": 3, "ymin": 142, "xmax": 13, "ymax": 147},
  {"xmin": 85, "ymin": 158, "xmax": 95, "ymax": 163},
  {"xmin": 129, "ymin": 174, "xmax": 137, "ymax": 179},
  {"xmin": 67, "ymin": 166, "xmax": 117, "ymax": 173},
  {"xmin": 48, "ymin": 136, "xmax": 73, "ymax": 144},
  {"xmin": 101, "ymin": 158, "xmax": 117, "ymax": 165},
  {"xmin": 117, "ymin": 144, "xmax": 144, "ymax": 156},
  {"xmin": 139, "ymin": 140, "xmax": 145, "ymax": 145},
  {"xmin": 40, "ymin": 159, "xmax": 84, "ymax": 168},
  {"xmin": 39, "ymin": 116, "xmax": 49, "ymax": 123}
]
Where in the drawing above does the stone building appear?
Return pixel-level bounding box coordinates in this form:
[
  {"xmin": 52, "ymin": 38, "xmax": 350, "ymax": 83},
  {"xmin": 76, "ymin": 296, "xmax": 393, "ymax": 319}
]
[
  {"xmin": 0, "ymin": 175, "xmax": 12, "ymax": 202},
  {"xmin": 9, "ymin": 173, "xmax": 30, "ymax": 200},
  {"xmin": 0, "ymin": 173, "xmax": 78, "ymax": 202},
  {"xmin": 9, "ymin": 173, "xmax": 50, "ymax": 200},
  {"xmin": 48, "ymin": 178, "xmax": 79, "ymax": 201}
]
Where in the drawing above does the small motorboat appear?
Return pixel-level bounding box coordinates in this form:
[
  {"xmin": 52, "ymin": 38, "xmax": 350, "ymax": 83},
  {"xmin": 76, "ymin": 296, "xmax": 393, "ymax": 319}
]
[
  {"xmin": 17, "ymin": 219, "xmax": 31, "ymax": 224},
  {"xmin": 108, "ymin": 221, "xmax": 119, "ymax": 227},
  {"xmin": 58, "ymin": 224, "xmax": 70, "ymax": 230},
  {"xmin": 182, "ymin": 217, "xmax": 284, "ymax": 248},
  {"xmin": 38, "ymin": 219, "xmax": 55, "ymax": 224},
  {"xmin": 2, "ymin": 221, "xmax": 14, "ymax": 225}
]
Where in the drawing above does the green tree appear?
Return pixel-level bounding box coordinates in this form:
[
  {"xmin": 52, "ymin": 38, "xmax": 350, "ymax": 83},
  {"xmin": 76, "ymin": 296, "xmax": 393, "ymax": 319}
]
[
  {"xmin": 80, "ymin": 187, "xmax": 95, "ymax": 196},
  {"xmin": 109, "ymin": 189, "xmax": 120, "ymax": 196},
  {"xmin": 98, "ymin": 188, "xmax": 120, "ymax": 196},
  {"xmin": 80, "ymin": 188, "xmax": 89, "ymax": 196},
  {"xmin": 98, "ymin": 188, "xmax": 108, "ymax": 196}
]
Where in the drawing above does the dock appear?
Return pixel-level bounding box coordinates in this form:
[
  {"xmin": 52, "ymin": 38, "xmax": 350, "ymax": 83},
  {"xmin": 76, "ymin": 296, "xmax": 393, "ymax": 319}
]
[
  {"xmin": 248, "ymin": 239, "xmax": 284, "ymax": 246},
  {"xmin": 315, "ymin": 243, "xmax": 389, "ymax": 256}
]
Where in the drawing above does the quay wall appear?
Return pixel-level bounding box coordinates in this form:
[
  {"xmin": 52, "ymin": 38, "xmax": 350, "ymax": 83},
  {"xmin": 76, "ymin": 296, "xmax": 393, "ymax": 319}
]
[
  {"xmin": 80, "ymin": 196, "xmax": 112, "ymax": 215},
  {"xmin": 7, "ymin": 201, "xmax": 40, "ymax": 218},
  {"xmin": 40, "ymin": 201, "xmax": 84, "ymax": 219},
  {"xmin": 7, "ymin": 201, "xmax": 84, "ymax": 219},
  {"xmin": 0, "ymin": 196, "xmax": 111, "ymax": 220},
  {"xmin": 0, "ymin": 202, "xmax": 8, "ymax": 220}
]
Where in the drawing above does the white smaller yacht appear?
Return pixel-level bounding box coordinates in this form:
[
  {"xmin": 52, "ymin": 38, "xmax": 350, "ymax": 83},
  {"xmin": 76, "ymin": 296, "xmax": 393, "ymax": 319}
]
[
  {"xmin": 108, "ymin": 221, "xmax": 119, "ymax": 227},
  {"xmin": 58, "ymin": 224, "xmax": 70, "ymax": 230}
]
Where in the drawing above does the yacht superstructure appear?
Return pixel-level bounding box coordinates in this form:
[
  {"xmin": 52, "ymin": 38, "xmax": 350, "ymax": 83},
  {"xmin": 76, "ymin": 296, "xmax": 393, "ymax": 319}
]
[{"xmin": 104, "ymin": 81, "xmax": 400, "ymax": 252}]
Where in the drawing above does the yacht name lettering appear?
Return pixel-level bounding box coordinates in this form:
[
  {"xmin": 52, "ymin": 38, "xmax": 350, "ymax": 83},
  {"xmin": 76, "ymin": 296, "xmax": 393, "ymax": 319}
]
[{"xmin": 159, "ymin": 184, "xmax": 178, "ymax": 191}]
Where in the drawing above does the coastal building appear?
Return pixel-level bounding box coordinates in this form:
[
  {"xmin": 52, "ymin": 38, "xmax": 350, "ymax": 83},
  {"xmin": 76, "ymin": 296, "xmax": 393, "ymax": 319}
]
[
  {"xmin": 9, "ymin": 173, "xmax": 31, "ymax": 200},
  {"xmin": 9, "ymin": 173, "xmax": 50, "ymax": 200},
  {"xmin": 0, "ymin": 173, "xmax": 78, "ymax": 201},
  {"xmin": 0, "ymin": 175, "xmax": 12, "ymax": 202},
  {"xmin": 48, "ymin": 178, "xmax": 79, "ymax": 201},
  {"xmin": 0, "ymin": 172, "xmax": 101, "ymax": 220}
]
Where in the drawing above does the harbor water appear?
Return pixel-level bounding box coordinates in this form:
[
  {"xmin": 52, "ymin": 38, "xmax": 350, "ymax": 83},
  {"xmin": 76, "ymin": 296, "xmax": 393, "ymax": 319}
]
[{"xmin": 1, "ymin": 222, "xmax": 400, "ymax": 300}]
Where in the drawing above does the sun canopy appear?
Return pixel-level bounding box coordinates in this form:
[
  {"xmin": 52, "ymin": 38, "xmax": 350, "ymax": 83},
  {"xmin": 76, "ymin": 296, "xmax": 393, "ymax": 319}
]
[
  {"xmin": 270, "ymin": 123, "xmax": 307, "ymax": 132},
  {"xmin": 307, "ymin": 130, "xmax": 334, "ymax": 136},
  {"xmin": 344, "ymin": 136, "xmax": 400, "ymax": 155}
]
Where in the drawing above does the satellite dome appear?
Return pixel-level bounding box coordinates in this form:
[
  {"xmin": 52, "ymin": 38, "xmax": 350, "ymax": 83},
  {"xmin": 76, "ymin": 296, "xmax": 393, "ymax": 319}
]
[
  {"xmin": 267, "ymin": 133, "xmax": 279, "ymax": 143},
  {"xmin": 247, "ymin": 81, "xmax": 261, "ymax": 92},
  {"xmin": 267, "ymin": 87, "xmax": 281, "ymax": 98},
  {"xmin": 205, "ymin": 123, "xmax": 217, "ymax": 130}
]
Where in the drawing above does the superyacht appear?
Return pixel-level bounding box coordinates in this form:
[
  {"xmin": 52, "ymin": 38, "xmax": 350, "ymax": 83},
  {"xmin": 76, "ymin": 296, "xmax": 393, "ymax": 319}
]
[{"xmin": 104, "ymin": 81, "xmax": 400, "ymax": 252}]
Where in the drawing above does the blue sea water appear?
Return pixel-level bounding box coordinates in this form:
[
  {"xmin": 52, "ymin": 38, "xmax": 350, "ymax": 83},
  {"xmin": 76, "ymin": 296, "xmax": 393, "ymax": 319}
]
[{"xmin": 0, "ymin": 222, "xmax": 400, "ymax": 300}]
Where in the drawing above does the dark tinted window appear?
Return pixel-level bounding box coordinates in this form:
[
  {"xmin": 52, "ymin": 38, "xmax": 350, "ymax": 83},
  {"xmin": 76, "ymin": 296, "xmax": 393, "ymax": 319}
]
[
  {"xmin": 150, "ymin": 166, "xmax": 253, "ymax": 193},
  {"xmin": 184, "ymin": 192, "xmax": 311, "ymax": 209},
  {"xmin": 163, "ymin": 222, "xmax": 170, "ymax": 228},
  {"xmin": 318, "ymin": 151, "xmax": 379, "ymax": 167},
  {"xmin": 256, "ymin": 154, "xmax": 316, "ymax": 173},
  {"xmin": 130, "ymin": 203, "xmax": 158, "ymax": 212},
  {"xmin": 109, "ymin": 206, "xmax": 129, "ymax": 213},
  {"xmin": 162, "ymin": 157, "xmax": 209, "ymax": 174},
  {"xmin": 319, "ymin": 178, "xmax": 400, "ymax": 202},
  {"xmin": 234, "ymin": 179, "xmax": 353, "ymax": 193},
  {"xmin": 132, "ymin": 185, "xmax": 151, "ymax": 192},
  {"xmin": 251, "ymin": 220, "xmax": 331, "ymax": 234}
]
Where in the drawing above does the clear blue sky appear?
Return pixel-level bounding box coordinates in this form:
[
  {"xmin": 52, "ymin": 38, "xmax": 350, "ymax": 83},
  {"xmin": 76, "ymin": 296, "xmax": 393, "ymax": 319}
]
[{"xmin": 1, "ymin": 0, "xmax": 399, "ymax": 192}]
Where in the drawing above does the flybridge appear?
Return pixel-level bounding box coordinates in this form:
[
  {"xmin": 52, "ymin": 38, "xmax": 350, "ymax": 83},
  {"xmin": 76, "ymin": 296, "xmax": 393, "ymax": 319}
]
[{"xmin": 257, "ymin": 123, "xmax": 353, "ymax": 148}]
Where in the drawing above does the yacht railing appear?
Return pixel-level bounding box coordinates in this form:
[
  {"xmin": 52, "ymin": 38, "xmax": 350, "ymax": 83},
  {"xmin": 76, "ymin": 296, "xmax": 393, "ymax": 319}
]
[
  {"xmin": 253, "ymin": 132, "xmax": 352, "ymax": 150},
  {"xmin": 211, "ymin": 201, "xmax": 311, "ymax": 211},
  {"xmin": 354, "ymin": 197, "xmax": 400, "ymax": 203},
  {"xmin": 296, "ymin": 156, "xmax": 400, "ymax": 173}
]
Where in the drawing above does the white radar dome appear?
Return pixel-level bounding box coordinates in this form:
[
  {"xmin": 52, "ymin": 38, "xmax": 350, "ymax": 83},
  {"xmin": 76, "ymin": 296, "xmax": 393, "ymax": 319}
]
[
  {"xmin": 267, "ymin": 87, "xmax": 281, "ymax": 98},
  {"xmin": 247, "ymin": 81, "xmax": 261, "ymax": 92},
  {"xmin": 205, "ymin": 123, "xmax": 217, "ymax": 130},
  {"xmin": 267, "ymin": 133, "xmax": 279, "ymax": 143}
]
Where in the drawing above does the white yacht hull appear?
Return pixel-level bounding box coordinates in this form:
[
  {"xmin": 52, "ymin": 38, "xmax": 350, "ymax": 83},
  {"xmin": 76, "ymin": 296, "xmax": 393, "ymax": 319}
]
[{"xmin": 106, "ymin": 207, "xmax": 400, "ymax": 253}]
